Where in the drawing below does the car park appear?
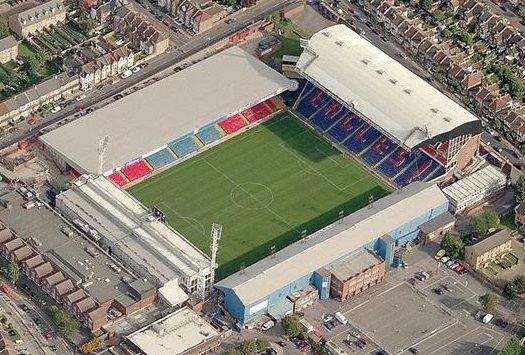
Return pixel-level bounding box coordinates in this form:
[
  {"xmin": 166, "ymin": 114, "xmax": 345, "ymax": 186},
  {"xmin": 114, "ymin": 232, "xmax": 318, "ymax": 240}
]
[
  {"xmin": 324, "ymin": 321, "xmax": 335, "ymax": 331},
  {"xmin": 33, "ymin": 318, "xmax": 42, "ymax": 326}
]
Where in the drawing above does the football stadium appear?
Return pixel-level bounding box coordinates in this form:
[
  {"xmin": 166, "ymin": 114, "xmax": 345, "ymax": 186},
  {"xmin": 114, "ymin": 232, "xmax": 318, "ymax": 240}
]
[{"xmin": 42, "ymin": 24, "xmax": 483, "ymax": 326}]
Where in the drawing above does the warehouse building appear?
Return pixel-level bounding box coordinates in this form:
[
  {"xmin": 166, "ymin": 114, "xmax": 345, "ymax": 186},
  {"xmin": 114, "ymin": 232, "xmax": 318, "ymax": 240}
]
[
  {"xmin": 215, "ymin": 182, "xmax": 450, "ymax": 325},
  {"xmin": 442, "ymin": 165, "xmax": 507, "ymax": 214}
]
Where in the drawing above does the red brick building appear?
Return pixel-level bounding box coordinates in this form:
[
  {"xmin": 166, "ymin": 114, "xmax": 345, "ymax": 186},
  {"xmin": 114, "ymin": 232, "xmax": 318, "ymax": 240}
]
[{"xmin": 328, "ymin": 250, "xmax": 385, "ymax": 301}]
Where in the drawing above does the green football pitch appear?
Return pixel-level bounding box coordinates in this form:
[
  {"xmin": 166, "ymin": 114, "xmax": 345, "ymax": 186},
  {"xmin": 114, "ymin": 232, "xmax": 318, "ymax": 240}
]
[{"xmin": 128, "ymin": 112, "xmax": 391, "ymax": 279}]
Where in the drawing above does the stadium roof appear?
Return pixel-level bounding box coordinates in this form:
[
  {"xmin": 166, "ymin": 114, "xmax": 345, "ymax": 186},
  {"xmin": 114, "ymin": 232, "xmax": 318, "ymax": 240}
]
[
  {"xmin": 126, "ymin": 307, "xmax": 220, "ymax": 355},
  {"xmin": 39, "ymin": 46, "xmax": 294, "ymax": 174},
  {"xmin": 216, "ymin": 182, "xmax": 448, "ymax": 306},
  {"xmin": 295, "ymin": 25, "xmax": 481, "ymax": 149}
]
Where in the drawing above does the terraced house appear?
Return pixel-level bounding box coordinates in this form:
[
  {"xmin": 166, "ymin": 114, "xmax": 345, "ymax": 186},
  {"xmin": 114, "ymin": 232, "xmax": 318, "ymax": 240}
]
[{"xmin": 8, "ymin": 0, "xmax": 66, "ymax": 37}]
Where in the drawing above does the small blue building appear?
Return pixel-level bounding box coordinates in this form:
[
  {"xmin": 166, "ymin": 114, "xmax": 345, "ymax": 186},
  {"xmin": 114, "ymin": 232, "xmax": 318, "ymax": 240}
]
[{"xmin": 215, "ymin": 182, "xmax": 450, "ymax": 325}]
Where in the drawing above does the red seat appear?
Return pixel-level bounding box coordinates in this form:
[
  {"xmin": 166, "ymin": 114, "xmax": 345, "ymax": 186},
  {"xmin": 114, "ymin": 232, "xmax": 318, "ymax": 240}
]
[
  {"xmin": 108, "ymin": 171, "xmax": 128, "ymax": 186},
  {"xmin": 121, "ymin": 160, "xmax": 153, "ymax": 182},
  {"xmin": 219, "ymin": 114, "xmax": 248, "ymax": 134}
]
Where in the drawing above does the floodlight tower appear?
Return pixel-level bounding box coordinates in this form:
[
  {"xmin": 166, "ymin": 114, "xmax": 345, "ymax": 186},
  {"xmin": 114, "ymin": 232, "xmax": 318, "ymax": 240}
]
[
  {"xmin": 97, "ymin": 136, "xmax": 109, "ymax": 176},
  {"xmin": 209, "ymin": 223, "xmax": 222, "ymax": 291}
]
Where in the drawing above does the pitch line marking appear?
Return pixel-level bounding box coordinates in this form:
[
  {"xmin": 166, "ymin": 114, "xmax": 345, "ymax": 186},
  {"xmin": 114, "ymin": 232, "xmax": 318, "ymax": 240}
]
[{"xmin": 201, "ymin": 158, "xmax": 294, "ymax": 229}]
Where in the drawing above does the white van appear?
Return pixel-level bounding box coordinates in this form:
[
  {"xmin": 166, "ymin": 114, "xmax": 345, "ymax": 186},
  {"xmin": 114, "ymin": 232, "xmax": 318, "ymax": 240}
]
[
  {"xmin": 261, "ymin": 320, "xmax": 275, "ymax": 331},
  {"xmin": 335, "ymin": 311, "xmax": 347, "ymax": 325}
]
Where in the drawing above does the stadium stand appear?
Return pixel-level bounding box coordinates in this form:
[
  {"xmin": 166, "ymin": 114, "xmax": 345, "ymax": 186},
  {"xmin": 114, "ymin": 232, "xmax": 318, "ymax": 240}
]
[
  {"xmin": 361, "ymin": 137, "xmax": 396, "ymax": 167},
  {"xmin": 121, "ymin": 160, "xmax": 154, "ymax": 182},
  {"xmin": 218, "ymin": 114, "xmax": 249, "ymax": 134},
  {"xmin": 343, "ymin": 124, "xmax": 382, "ymax": 155},
  {"xmin": 264, "ymin": 97, "xmax": 279, "ymax": 111},
  {"xmin": 168, "ymin": 135, "xmax": 200, "ymax": 158},
  {"xmin": 296, "ymin": 86, "xmax": 330, "ymax": 119},
  {"xmin": 145, "ymin": 148, "xmax": 177, "ymax": 169},
  {"xmin": 241, "ymin": 102, "xmax": 272, "ymax": 123},
  {"xmin": 196, "ymin": 124, "xmax": 224, "ymax": 146},
  {"xmin": 394, "ymin": 155, "xmax": 437, "ymax": 186},
  {"xmin": 420, "ymin": 141, "xmax": 448, "ymax": 166},
  {"xmin": 377, "ymin": 148, "xmax": 416, "ymax": 179},
  {"xmin": 107, "ymin": 171, "xmax": 129, "ymax": 186},
  {"xmin": 327, "ymin": 114, "xmax": 364, "ymax": 142},
  {"xmin": 310, "ymin": 99, "xmax": 349, "ymax": 131}
]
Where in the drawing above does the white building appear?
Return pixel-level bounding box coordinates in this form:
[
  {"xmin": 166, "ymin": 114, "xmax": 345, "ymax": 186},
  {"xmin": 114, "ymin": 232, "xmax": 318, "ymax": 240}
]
[{"xmin": 442, "ymin": 165, "xmax": 507, "ymax": 213}]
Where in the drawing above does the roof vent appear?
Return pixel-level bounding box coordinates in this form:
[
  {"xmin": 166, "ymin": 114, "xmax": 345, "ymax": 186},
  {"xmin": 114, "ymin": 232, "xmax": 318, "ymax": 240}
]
[
  {"xmin": 443, "ymin": 116, "xmax": 452, "ymax": 122},
  {"xmin": 431, "ymin": 108, "xmax": 439, "ymax": 113},
  {"xmin": 389, "ymin": 78, "xmax": 397, "ymax": 84},
  {"xmin": 322, "ymin": 31, "xmax": 330, "ymax": 37},
  {"xmin": 376, "ymin": 69, "xmax": 385, "ymax": 75},
  {"xmin": 335, "ymin": 40, "xmax": 343, "ymax": 46},
  {"xmin": 404, "ymin": 89, "xmax": 412, "ymax": 95},
  {"xmin": 361, "ymin": 59, "xmax": 370, "ymax": 65}
]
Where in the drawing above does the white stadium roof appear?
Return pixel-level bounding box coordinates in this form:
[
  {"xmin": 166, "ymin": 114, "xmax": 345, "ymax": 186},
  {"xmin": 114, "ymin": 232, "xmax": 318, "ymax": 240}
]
[
  {"xmin": 40, "ymin": 46, "xmax": 294, "ymax": 174},
  {"xmin": 216, "ymin": 182, "xmax": 448, "ymax": 306},
  {"xmin": 295, "ymin": 24, "xmax": 481, "ymax": 149}
]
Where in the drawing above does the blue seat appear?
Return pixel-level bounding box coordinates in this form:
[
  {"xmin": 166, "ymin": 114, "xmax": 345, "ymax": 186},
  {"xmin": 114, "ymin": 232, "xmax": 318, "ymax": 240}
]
[
  {"xmin": 145, "ymin": 148, "xmax": 176, "ymax": 169},
  {"xmin": 426, "ymin": 166, "xmax": 446, "ymax": 181},
  {"xmin": 377, "ymin": 148, "xmax": 416, "ymax": 179},
  {"xmin": 327, "ymin": 115, "xmax": 364, "ymax": 142},
  {"xmin": 296, "ymin": 87, "xmax": 330, "ymax": 119},
  {"xmin": 197, "ymin": 125, "xmax": 223, "ymax": 145},
  {"xmin": 343, "ymin": 125, "xmax": 381, "ymax": 154},
  {"xmin": 394, "ymin": 155, "xmax": 434, "ymax": 186},
  {"xmin": 310, "ymin": 100, "xmax": 349, "ymax": 131},
  {"xmin": 361, "ymin": 138, "xmax": 397, "ymax": 166},
  {"xmin": 169, "ymin": 135, "xmax": 199, "ymax": 158}
]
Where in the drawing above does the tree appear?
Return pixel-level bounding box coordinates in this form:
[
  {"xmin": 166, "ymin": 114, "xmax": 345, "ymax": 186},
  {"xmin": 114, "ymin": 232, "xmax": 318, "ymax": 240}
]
[
  {"xmin": 513, "ymin": 274, "xmax": 525, "ymax": 293},
  {"xmin": 80, "ymin": 337, "xmax": 103, "ymax": 354},
  {"xmin": 49, "ymin": 306, "xmax": 79, "ymax": 338},
  {"xmin": 419, "ymin": 0, "xmax": 432, "ymax": 11},
  {"xmin": 504, "ymin": 281, "xmax": 518, "ymax": 300},
  {"xmin": 481, "ymin": 210, "xmax": 500, "ymax": 229},
  {"xmin": 281, "ymin": 315, "xmax": 303, "ymax": 337},
  {"xmin": 480, "ymin": 293, "xmax": 499, "ymax": 313},
  {"xmin": 6, "ymin": 263, "xmax": 19, "ymax": 285},
  {"xmin": 440, "ymin": 232, "xmax": 465, "ymax": 259},
  {"xmin": 255, "ymin": 338, "xmax": 270, "ymax": 351},
  {"xmin": 469, "ymin": 211, "xmax": 500, "ymax": 236},
  {"xmin": 497, "ymin": 337, "xmax": 521, "ymax": 355},
  {"xmin": 0, "ymin": 17, "xmax": 9, "ymax": 39},
  {"xmin": 241, "ymin": 339, "xmax": 258, "ymax": 355},
  {"xmin": 515, "ymin": 175, "xmax": 525, "ymax": 204}
]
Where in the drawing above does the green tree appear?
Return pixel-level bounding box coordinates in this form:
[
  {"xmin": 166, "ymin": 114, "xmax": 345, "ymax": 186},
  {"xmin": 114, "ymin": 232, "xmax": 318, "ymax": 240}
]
[
  {"xmin": 419, "ymin": 0, "xmax": 432, "ymax": 11},
  {"xmin": 281, "ymin": 315, "xmax": 303, "ymax": 337},
  {"xmin": 497, "ymin": 336, "xmax": 521, "ymax": 355},
  {"xmin": 241, "ymin": 339, "xmax": 258, "ymax": 355},
  {"xmin": 225, "ymin": 348, "xmax": 243, "ymax": 355},
  {"xmin": 470, "ymin": 217, "xmax": 488, "ymax": 236},
  {"xmin": 440, "ymin": 232, "xmax": 465, "ymax": 259},
  {"xmin": 255, "ymin": 338, "xmax": 270, "ymax": 351},
  {"xmin": 481, "ymin": 210, "xmax": 500, "ymax": 229},
  {"xmin": 504, "ymin": 281, "xmax": 518, "ymax": 300},
  {"xmin": 0, "ymin": 17, "xmax": 9, "ymax": 39},
  {"xmin": 513, "ymin": 274, "xmax": 525, "ymax": 293},
  {"xmin": 50, "ymin": 306, "xmax": 79, "ymax": 338},
  {"xmin": 480, "ymin": 292, "xmax": 499, "ymax": 313},
  {"xmin": 6, "ymin": 263, "xmax": 19, "ymax": 285},
  {"xmin": 515, "ymin": 175, "xmax": 525, "ymax": 204}
]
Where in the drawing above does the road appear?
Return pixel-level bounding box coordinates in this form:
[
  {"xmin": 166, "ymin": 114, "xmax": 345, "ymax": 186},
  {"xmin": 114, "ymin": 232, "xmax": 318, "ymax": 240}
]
[{"xmin": 0, "ymin": 0, "xmax": 291, "ymax": 151}]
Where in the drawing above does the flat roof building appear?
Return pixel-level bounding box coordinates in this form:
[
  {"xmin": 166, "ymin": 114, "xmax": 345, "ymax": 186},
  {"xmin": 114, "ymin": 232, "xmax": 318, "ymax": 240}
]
[
  {"xmin": 442, "ymin": 165, "xmax": 507, "ymax": 213},
  {"xmin": 122, "ymin": 307, "xmax": 221, "ymax": 355}
]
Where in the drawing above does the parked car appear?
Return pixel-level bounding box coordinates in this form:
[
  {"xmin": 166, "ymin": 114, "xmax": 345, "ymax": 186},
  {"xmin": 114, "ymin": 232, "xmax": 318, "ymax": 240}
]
[
  {"xmin": 131, "ymin": 66, "xmax": 141, "ymax": 73},
  {"xmin": 399, "ymin": 52, "xmax": 408, "ymax": 59},
  {"xmin": 30, "ymin": 291, "xmax": 38, "ymax": 299},
  {"xmin": 445, "ymin": 260, "xmax": 455, "ymax": 267},
  {"xmin": 120, "ymin": 70, "xmax": 132, "ymax": 79},
  {"xmin": 324, "ymin": 322, "xmax": 335, "ymax": 331},
  {"xmin": 409, "ymin": 348, "xmax": 419, "ymax": 354},
  {"xmin": 277, "ymin": 341, "xmax": 287, "ymax": 348},
  {"xmin": 454, "ymin": 264, "xmax": 465, "ymax": 273},
  {"xmin": 495, "ymin": 319, "xmax": 509, "ymax": 328},
  {"xmin": 449, "ymin": 262, "xmax": 459, "ymax": 269},
  {"xmin": 443, "ymin": 285, "xmax": 452, "ymax": 292},
  {"xmin": 21, "ymin": 284, "xmax": 30, "ymax": 293},
  {"xmin": 33, "ymin": 318, "xmax": 42, "ymax": 326},
  {"xmin": 433, "ymin": 288, "xmax": 443, "ymax": 295},
  {"xmin": 50, "ymin": 105, "xmax": 62, "ymax": 113},
  {"xmin": 434, "ymin": 249, "xmax": 446, "ymax": 260},
  {"xmin": 19, "ymin": 304, "xmax": 29, "ymax": 312},
  {"xmin": 440, "ymin": 256, "xmax": 450, "ymax": 263}
]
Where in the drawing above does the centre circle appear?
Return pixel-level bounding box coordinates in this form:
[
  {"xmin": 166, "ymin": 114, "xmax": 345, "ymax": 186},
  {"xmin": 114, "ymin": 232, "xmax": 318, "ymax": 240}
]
[{"xmin": 230, "ymin": 183, "xmax": 274, "ymax": 210}]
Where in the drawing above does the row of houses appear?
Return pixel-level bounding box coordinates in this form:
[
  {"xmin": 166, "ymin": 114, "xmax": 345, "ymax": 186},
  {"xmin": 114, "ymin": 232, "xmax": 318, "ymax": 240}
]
[
  {"xmin": 157, "ymin": 0, "xmax": 227, "ymax": 33},
  {"xmin": 6, "ymin": 0, "xmax": 67, "ymax": 37},
  {"xmin": 0, "ymin": 224, "xmax": 156, "ymax": 332},
  {"xmin": 63, "ymin": 38, "xmax": 134, "ymax": 91},
  {"xmin": 113, "ymin": 6, "xmax": 170, "ymax": 56},
  {"xmin": 0, "ymin": 72, "xmax": 79, "ymax": 128},
  {"xmin": 361, "ymin": 0, "xmax": 525, "ymax": 141}
]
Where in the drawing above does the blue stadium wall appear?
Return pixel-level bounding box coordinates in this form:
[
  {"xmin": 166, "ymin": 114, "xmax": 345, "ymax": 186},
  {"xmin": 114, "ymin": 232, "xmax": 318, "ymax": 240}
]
[{"xmin": 217, "ymin": 200, "xmax": 449, "ymax": 324}]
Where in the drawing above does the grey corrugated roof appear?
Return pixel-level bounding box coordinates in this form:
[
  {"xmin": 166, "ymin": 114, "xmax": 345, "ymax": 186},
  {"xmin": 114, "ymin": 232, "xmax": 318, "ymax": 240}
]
[
  {"xmin": 216, "ymin": 182, "xmax": 448, "ymax": 306},
  {"xmin": 419, "ymin": 211, "xmax": 455, "ymax": 234},
  {"xmin": 442, "ymin": 165, "xmax": 507, "ymax": 203},
  {"xmin": 295, "ymin": 25, "xmax": 481, "ymax": 149},
  {"xmin": 40, "ymin": 46, "xmax": 294, "ymax": 174}
]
